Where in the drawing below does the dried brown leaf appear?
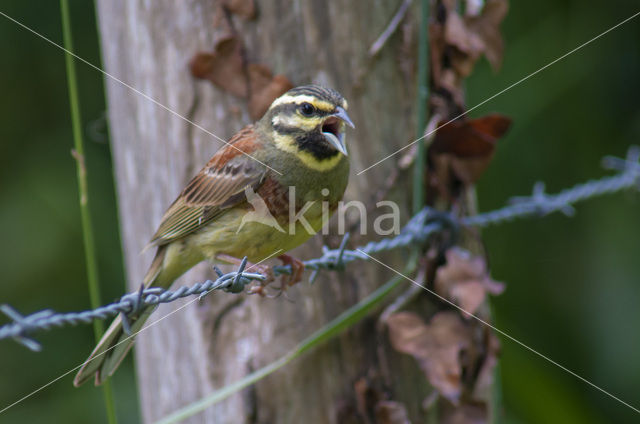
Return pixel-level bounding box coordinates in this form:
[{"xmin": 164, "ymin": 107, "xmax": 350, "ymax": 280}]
[
  {"xmin": 431, "ymin": 114, "xmax": 511, "ymax": 157},
  {"xmin": 429, "ymin": 114, "xmax": 511, "ymax": 186},
  {"xmin": 222, "ymin": 0, "xmax": 256, "ymax": 19},
  {"xmin": 441, "ymin": 402, "xmax": 488, "ymax": 424},
  {"xmin": 190, "ymin": 35, "xmax": 292, "ymax": 120},
  {"xmin": 432, "ymin": 0, "xmax": 508, "ymax": 86},
  {"xmin": 444, "ymin": 0, "xmax": 508, "ymax": 76},
  {"xmin": 387, "ymin": 311, "xmax": 471, "ymax": 403},
  {"xmin": 375, "ymin": 400, "xmax": 412, "ymax": 424},
  {"xmin": 248, "ymin": 65, "xmax": 293, "ymax": 120},
  {"xmin": 189, "ymin": 35, "xmax": 248, "ymax": 98},
  {"xmin": 445, "ymin": 11, "xmax": 485, "ymax": 77},
  {"xmin": 435, "ymin": 248, "xmax": 504, "ymax": 317},
  {"xmin": 465, "ymin": 0, "xmax": 509, "ymax": 70},
  {"xmin": 353, "ymin": 377, "xmax": 375, "ymax": 424}
]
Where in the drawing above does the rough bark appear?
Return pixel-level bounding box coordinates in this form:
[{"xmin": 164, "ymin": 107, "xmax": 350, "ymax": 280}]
[{"xmin": 96, "ymin": 1, "xmax": 427, "ymax": 422}]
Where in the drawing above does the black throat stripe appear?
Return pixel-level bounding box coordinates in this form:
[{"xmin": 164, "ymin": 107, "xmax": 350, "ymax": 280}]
[
  {"xmin": 294, "ymin": 131, "xmax": 341, "ymax": 161},
  {"xmin": 273, "ymin": 124, "xmax": 340, "ymax": 161}
]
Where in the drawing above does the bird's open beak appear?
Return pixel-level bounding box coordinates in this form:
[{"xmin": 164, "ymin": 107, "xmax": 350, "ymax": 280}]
[
  {"xmin": 322, "ymin": 106, "xmax": 354, "ymax": 156},
  {"xmin": 333, "ymin": 106, "xmax": 355, "ymax": 129}
]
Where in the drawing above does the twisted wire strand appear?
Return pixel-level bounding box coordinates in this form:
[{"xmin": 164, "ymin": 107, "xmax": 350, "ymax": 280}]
[{"xmin": 1, "ymin": 147, "xmax": 638, "ymax": 351}]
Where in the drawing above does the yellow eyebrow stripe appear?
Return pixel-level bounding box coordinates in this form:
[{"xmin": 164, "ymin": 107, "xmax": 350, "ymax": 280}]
[
  {"xmin": 272, "ymin": 114, "xmax": 324, "ymax": 131},
  {"xmin": 269, "ymin": 94, "xmax": 335, "ymax": 112}
]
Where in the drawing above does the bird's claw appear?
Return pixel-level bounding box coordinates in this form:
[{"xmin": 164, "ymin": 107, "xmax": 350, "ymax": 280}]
[
  {"xmin": 246, "ymin": 263, "xmax": 275, "ymax": 296},
  {"xmin": 277, "ymin": 254, "xmax": 305, "ymax": 289},
  {"xmin": 271, "ymin": 254, "xmax": 303, "ymax": 299},
  {"xmin": 220, "ymin": 253, "xmax": 304, "ymax": 298}
]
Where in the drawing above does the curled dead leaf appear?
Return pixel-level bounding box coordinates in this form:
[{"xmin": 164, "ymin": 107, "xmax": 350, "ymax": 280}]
[
  {"xmin": 387, "ymin": 311, "xmax": 471, "ymax": 403},
  {"xmin": 352, "ymin": 377, "xmax": 409, "ymax": 424},
  {"xmin": 441, "ymin": 401, "xmax": 488, "ymax": 424},
  {"xmin": 375, "ymin": 401, "xmax": 412, "ymax": 424},
  {"xmin": 430, "ymin": 114, "xmax": 511, "ymax": 157},
  {"xmin": 247, "ymin": 65, "xmax": 293, "ymax": 119},
  {"xmin": 444, "ymin": 0, "xmax": 508, "ymax": 77},
  {"xmin": 465, "ymin": 0, "xmax": 509, "ymax": 70},
  {"xmin": 428, "ymin": 0, "xmax": 508, "ymax": 117},
  {"xmin": 445, "ymin": 11, "xmax": 485, "ymax": 78},
  {"xmin": 435, "ymin": 248, "xmax": 504, "ymax": 317},
  {"xmin": 190, "ymin": 35, "xmax": 293, "ymax": 120},
  {"xmin": 428, "ymin": 114, "xmax": 511, "ymax": 194},
  {"xmin": 190, "ymin": 35, "xmax": 248, "ymax": 98}
]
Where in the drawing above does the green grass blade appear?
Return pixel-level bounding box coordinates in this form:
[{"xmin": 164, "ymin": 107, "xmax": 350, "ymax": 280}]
[
  {"xmin": 412, "ymin": 0, "xmax": 430, "ymax": 214},
  {"xmin": 60, "ymin": 1, "xmax": 117, "ymax": 422}
]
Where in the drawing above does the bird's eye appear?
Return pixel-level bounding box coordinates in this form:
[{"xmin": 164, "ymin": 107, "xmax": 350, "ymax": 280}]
[{"xmin": 299, "ymin": 102, "xmax": 315, "ymax": 116}]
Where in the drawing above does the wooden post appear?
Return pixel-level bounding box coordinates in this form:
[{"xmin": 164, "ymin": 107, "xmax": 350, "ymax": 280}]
[{"xmin": 96, "ymin": 1, "xmax": 429, "ymax": 422}]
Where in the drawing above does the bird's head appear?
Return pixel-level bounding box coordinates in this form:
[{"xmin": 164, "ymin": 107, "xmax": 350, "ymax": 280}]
[{"xmin": 261, "ymin": 85, "xmax": 354, "ymax": 171}]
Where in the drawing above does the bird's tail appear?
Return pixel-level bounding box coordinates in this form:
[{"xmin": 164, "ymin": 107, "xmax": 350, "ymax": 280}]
[{"xmin": 73, "ymin": 246, "xmax": 167, "ymax": 387}]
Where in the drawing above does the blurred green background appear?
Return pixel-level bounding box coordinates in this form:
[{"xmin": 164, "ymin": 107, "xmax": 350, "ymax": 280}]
[{"xmin": 0, "ymin": 1, "xmax": 638, "ymax": 423}]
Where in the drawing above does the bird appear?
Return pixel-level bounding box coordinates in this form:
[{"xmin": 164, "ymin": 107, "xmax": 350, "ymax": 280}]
[{"xmin": 73, "ymin": 85, "xmax": 354, "ymax": 386}]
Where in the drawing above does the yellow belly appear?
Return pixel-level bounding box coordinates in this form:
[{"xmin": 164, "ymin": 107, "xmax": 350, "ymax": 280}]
[
  {"xmin": 153, "ymin": 204, "xmax": 327, "ymax": 288},
  {"xmin": 189, "ymin": 204, "xmax": 325, "ymax": 263}
]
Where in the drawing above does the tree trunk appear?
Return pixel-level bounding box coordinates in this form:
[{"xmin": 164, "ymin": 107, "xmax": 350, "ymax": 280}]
[{"xmin": 97, "ymin": 1, "xmax": 428, "ymax": 422}]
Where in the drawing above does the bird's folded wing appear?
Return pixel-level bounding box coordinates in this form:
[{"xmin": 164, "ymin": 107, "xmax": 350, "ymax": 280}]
[{"xmin": 148, "ymin": 125, "xmax": 267, "ymax": 246}]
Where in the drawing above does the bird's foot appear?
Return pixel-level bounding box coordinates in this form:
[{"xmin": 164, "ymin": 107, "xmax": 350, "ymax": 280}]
[
  {"xmin": 215, "ymin": 254, "xmax": 275, "ymax": 296},
  {"xmin": 247, "ymin": 263, "xmax": 275, "ymax": 295},
  {"xmin": 277, "ymin": 254, "xmax": 305, "ymax": 290},
  {"xmin": 214, "ymin": 253, "xmax": 304, "ymax": 297}
]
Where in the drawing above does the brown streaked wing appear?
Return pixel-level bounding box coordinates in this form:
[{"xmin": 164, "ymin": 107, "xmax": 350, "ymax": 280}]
[{"xmin": 148, "ymin": 125, "xmax": 267, "ymax": 246}]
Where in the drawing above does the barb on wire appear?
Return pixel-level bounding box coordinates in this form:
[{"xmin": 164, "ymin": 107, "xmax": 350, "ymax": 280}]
[
  {"xmin": 464, "ymin": 146, "xmax": 640, "ymax": 228},
  {"xmin": 1, "ymin": 147, "xmax": 639, "ymax": 350},
  {"xmin": 0, "ymin": 266, "xmax": 267, "ymax": 351}
]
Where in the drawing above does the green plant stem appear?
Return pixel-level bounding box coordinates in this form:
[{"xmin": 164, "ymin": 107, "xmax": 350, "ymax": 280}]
[
  {"xmin": 412, "ymin": 0, "xmax": 430, "ymax": 214},
  {"xmin": 60, "ymin": 1, "xmax": 117, "ymax": 423},
  {"xmin": 157, "ymin": 253, "xmax": 419, "ymax": 424}
]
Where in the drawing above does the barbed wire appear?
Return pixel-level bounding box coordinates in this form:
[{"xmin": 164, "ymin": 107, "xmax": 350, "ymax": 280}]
[{"xmin": 1, "ymin": 147, "xmax": 638, "ymax": 351}]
